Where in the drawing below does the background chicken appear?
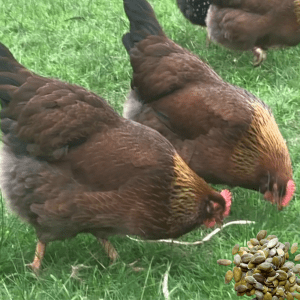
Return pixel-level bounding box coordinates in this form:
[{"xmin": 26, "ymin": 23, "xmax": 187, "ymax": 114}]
[
  {"xmin": 122, "ymin": 0, "xmax": 295, "ymax": 210},
  {"xmin": 177, "ymin": 0, "xmax": 211, "ymax": 26},
  {"xmin": 0, "ymin": 42, "xmax": 231, "ymax": 272},
  {"xmin": 206, "ymin": 0, "xmax": 300, "ymax": 66}
]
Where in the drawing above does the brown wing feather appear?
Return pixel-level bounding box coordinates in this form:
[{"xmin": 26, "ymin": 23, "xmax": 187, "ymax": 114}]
[{"xmin": 0, "ymin": 44, "xmax": 121, "ymax": 159}]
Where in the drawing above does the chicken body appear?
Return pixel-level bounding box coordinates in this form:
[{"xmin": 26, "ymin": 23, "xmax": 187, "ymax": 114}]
[
  {"xmin": 0, "ymin": 43, "xmax": 230, "ymax": 271},
  {"xmin": 122, "ymin": 0, "xmax": 294, "ymax": 208},
  {"xmin": 206, "ymin": 0, "xmax": 300, "ymax": 65},
  {"xmin": 177, "ymin": 0, "xmax": 211, "ymax": 26}
]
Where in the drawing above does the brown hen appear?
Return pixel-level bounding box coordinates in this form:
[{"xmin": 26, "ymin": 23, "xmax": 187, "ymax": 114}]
[
  {"xmin": 206, "ymin": 0, "xmax": 300, "ymax": 66},
  {"xmin": 0, "ymin": 43, "xmax": 231, "ymax": 272},
  {"xmin": 122, "ymin": 0, "xmax": 295, "ymax": 209}
]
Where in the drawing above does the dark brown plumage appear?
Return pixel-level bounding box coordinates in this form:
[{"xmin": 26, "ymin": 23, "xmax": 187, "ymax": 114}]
[
  {"xmin": 206, "ymin": 0, "xmax": 300, "ymax": 65},
  {"xmin": 122, "ymin": 0, "xmax": 295, "ymax": 209},
  {"xmin": 177, "ymin": 0, "xmax": 211, "ymax": 26},
  {"xmin": 0, "ymin": 42, "xmax": 231, "ymax": 272}
]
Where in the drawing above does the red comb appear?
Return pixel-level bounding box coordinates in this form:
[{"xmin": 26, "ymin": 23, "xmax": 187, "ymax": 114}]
[
  {"xmin": 204, "ymin": 189, "xmax": 232, "ymax": 228},
  {"xmin": 220, "ymin": 189, "xmax": 232, "ymax": 217},
  {"xmin": 282, "ymin": 180, "xmax": 296, "ymax": 207}
]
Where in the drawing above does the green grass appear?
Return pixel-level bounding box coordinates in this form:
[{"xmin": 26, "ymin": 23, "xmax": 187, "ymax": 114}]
[{"xmin": 1, "ymin": 0, "xmax": 300, "ymax": 299}]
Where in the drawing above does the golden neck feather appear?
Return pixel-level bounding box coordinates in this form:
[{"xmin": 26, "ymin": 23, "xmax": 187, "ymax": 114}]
[
  {"xmin": 230, "ymin": 102, "xmax": 292, "ymax": 179},
  {"xmin": 169, "ymin": 153, "xmax": 212, "ymax": 222}
]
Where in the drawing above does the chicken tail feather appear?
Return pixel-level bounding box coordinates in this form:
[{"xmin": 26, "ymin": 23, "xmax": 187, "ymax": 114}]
[
  {"xmin": 0, "ymin": 43, "xmax": 15, "ymax": 61},
  {"xmin": 0, "ymin": 43, "xmax": 31, "ymax": 109},
  {"xmin": 122, "ymin": 0, "xmax": 165, "ymax": 53}
]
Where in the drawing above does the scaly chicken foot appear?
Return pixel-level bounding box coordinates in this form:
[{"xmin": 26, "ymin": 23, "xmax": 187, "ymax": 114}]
[
  {"xmin": 26, "ymin": 240, "xmax": 46, "ymax": 274},
  {"xmin": 98, "ymin": 238, "xmax": 119, "ymax": 264},
  {"xmin": 252, "ymin": 47, "xmax": 267, "ymax": 67}
]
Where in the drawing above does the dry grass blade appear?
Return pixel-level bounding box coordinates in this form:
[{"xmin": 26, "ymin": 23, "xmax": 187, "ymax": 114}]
[
  {"xmin": 126, "ymin": 220, "xmax": 255, "ymax": 245},
  {"xmin": 162, "ymin": 264, "xmax": 171, "ymax": 300}
]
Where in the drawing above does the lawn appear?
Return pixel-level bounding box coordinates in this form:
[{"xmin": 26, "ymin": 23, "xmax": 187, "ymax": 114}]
[{"xmin": 0, "ymin": 0, "xmax": 300, "ymax": 299}]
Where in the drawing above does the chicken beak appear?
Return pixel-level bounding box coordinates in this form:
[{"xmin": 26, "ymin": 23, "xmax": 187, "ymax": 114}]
[
  {"xmin": 263, "ymin": 190, "xmax": 272, "ymax": 202},
  {"xmin": 264, "ymin": 183, "xmax": 283, "ymax": 210},
  {"xmin": 272, "ymin": 183, "xmax": 281, "ymax": 210}
]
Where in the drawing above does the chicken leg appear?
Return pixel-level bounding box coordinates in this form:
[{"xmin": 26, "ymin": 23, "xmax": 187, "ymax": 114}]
[
  {"xmin": 26, "ymin": 240, "xmax": 46, "ymax": 274},
  {"xmin": 98, "ymin": 238, "xmax": 119, "ymax": 263}
]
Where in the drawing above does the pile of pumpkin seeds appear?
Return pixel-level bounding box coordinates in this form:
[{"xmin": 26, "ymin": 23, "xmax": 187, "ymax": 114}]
[{"xmin": 217, "ymin": 230, "xmax": 300, "ymax": 300}]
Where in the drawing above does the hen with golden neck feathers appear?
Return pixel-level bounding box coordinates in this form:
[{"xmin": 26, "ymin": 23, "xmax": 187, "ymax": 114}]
[
  {"xmin": 0, "ymin": 42, "xmax": 232, "ymax": 271},
  {"xmin": 122, "ymin": 0, "xmax": 295, "ymax": 208}
]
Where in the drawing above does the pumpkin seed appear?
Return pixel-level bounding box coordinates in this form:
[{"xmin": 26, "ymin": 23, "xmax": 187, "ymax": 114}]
[
  {"xmin": 290, "ymin": 284, "xmax": 297, "ymax": 292},
  {"xmin": 253, "ymin": 273, "xmax": 265, "ymax": 283},
  {"xmin": 245, "ymin": 276, "xmax": 256, "ymax": 284},
  {"xmin": 236, "ymin": 284, "xmax": 247, "ymax": 293},
  {"xmin": 276, "ymin": 242, "xmax": 285, "ymax": 249},
  {"xmin": 283, "ymin": 262, "xmax": 295, "ymax": 269},
  {"xmin": 269, "ymin": 249, "xmax": 277, "ymax": 257},
  {"xmin": 247, "ymin": 241, "xmax": 254, "ymax": 249},
  {"xmin": 289, "ymin": 274, "xmax": 296, "ymax": 284},
  {"xmin": 272, "ymin": 256, "xmax": 280, "ymax": 268},
  {"xmin": 277, "ymin": 270, "xmax": 288, "ymax": 281},
  {"xmin": 225, "ymin": 270, "xmax": 233, "ymax": 284},
  {"xmin": 277, "ymin": 249, "xmax": 284, "ymax": 256},
  {"xmin": 233, "ymin": 254, "xmax": 241, "ymax": 266},
  {"xmin": 252, "ymin": 255, "xmax": 266, "ymax": 264},
  {"xmin": 268, "ymin": 270, "xmax": 276, "ymax": 277},
  {"xmin": 240, "ymin": 263, "xmax": 248, "ymax": 269},
  {"xmin": 284, "ymin": 242, "xmax": 290, "ymax": 253},
  {"xmin": 232, "ymin": 244, "xmax": 239, "ymax": 255},
  {"xmin": 240, "ymin": 247, "xmax": 249, "ymax": 252},
  {"xmin": 263, "ymin": 292, "xmax": 272, "ymax": 300},
  {"xmin": 276, "ymin": 287, "xmax": 284, "ymax": 296},
  {"xmin": 257, "ymin": 230, "xmax": 267, "ymax": 241},
  {"xmin": 292, "ymin": 292, "xmax": 300, "ymax": 299},
  {"xmin": 267, "ymin": 235, "xmax": 278, "ymax": 241},
  {"xmin": 267, "ymin": 238, "xmax": 279, "ymax": 249},
  {"xmin": 295, "ymin": 254, "xmax": 300, "ymax": 261},
  {"xmin": 260, "ymin": 239, "xmax": 268, "ymax": 246},
  {"xmin": 263, "ymin": 249, "xmax": 270, "ymax": 257},
  {"xmin": 267, "ymin": 274, "xmax": 279, "ymax": 282},
  {"xmin": 257, "ymin": 262, "xmax": 272, "ymax": 272},
  {"xmin": 255, "ymin": 290, "xmax": 264, "ymax": 300},
  {"xmin": 291, "ymin": 243, "xmax": 298, "ymax": 254},
  {"xmin": 254, "ymin": 282, "xmax": 264, "ymax": 290},
  {"xmin": 233, "ymin": 266, "xmax": 242, "ymax": 282},
  {"xmin": 241, "ymin": 253, "xmax": 253, "ymax": 263},
  {"xmin": 292, "ymin": 264, "xmax": 300, "ymax": 274},
  {"xmin": 217, "ymin": 259, "xmax": 232, "ymax": 266},
  {"xmin": 286, "ymin": 291, "xmax": 293, "ymax": 300},
  {"xmin": 250, "ymin": 238, "xmax": 260, "ymax": 246}
]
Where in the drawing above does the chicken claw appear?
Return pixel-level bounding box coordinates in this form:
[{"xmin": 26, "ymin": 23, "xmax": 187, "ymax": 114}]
[{"xmin": 252, "ymin": 47, "xmax": 267, "ymax": 67}]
